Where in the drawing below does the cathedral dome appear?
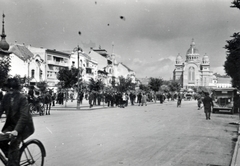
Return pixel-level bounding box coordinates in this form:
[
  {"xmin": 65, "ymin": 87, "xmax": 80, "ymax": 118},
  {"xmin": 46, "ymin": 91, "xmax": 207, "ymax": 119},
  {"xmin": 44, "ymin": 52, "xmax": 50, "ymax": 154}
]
[
  {"xmin": 186, "ymin": 39, "xmax": 199, "ymax": 55},
  {"xmin": 202, "ymin": 54, "xmax": 209, "ymax": 64},
  {"xmin": 176, "ymin": 53, "xmax": 182, "ymax": 64}
]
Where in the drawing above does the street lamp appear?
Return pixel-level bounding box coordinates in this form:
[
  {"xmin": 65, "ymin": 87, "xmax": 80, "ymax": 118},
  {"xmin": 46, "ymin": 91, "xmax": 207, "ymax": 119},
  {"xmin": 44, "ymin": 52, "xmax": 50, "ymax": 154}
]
[{"xmin": 73, "ymin": 45, "xmax": 82, "ymax": 109}]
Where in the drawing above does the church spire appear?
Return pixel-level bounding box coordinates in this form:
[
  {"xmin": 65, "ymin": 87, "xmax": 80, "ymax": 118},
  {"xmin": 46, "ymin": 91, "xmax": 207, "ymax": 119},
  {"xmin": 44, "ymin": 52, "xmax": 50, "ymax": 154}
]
[{"xmin": 0, "ymin": 13, "xmax": 9, "ymax": 51}]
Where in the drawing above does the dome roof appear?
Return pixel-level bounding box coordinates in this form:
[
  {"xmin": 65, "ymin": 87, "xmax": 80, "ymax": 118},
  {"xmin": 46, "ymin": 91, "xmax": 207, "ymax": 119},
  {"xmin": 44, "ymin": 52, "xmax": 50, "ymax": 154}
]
[
  {"xmin": 202, "ymin": 54, "xmax": 209, "ymax": 63},
  {"xmin": 186, "ymin": 39, "xmax": 199, "ymax": 55},
  {"xmin": 176, "ymin": 53, "xmax": 182, "ymax": 62},
  {"xmin": 202, "ymin": 54, "xmax": 209, "ymax": 60},
  {"xmin": 0, "ymin": 38, "xmax": 9, "ymax": 51},
  {"xmin": 176, "ymin": 53, "xmax": 183, "ymax": 64}
]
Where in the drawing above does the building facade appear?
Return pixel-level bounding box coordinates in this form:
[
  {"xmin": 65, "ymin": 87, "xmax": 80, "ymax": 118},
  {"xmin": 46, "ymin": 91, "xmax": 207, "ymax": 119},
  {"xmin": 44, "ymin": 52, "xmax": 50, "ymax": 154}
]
[{"xmin": 173, "ymin": 39, "xmax": 214, "ymax": 88}]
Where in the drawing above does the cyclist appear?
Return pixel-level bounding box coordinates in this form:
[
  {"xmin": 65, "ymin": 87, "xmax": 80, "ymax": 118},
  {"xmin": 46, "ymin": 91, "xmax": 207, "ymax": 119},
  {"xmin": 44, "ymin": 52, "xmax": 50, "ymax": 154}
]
[
  {"xmin": 0, "ymin": 77, "xmax": 35, "ymax": 166},
  {"xmin": 28, "ymin": 85, "xmax": 41, "ymax": 114}
]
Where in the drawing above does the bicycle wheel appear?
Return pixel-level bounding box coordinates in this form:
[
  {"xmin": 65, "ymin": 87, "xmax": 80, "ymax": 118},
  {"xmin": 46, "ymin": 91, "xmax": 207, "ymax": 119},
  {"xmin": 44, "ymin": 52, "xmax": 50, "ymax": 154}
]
[{"xmin": 19, "ymin": 139, "xmax": 46, "ymax": 166}]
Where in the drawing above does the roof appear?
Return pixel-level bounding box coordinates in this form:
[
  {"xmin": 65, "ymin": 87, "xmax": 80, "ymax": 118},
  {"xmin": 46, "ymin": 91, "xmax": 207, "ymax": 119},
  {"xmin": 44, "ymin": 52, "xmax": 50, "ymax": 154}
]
[
  {"xmin": 46, "ymin": 49, "xmax": 70, "ymax": 56},
  {"xmin": 212, "ymin": 88, "xmax": 236, "ymax": 91},
  {"xmin": 120, "ymin": 62, "xmax": 133, "ymax": 72},
  {"xmin": 217, "ymin": 77, "xmax": 231, "ymax": 84},
  {"xmin": 10, "ymin": 44, "xmax": 34, "ymax": 61}
]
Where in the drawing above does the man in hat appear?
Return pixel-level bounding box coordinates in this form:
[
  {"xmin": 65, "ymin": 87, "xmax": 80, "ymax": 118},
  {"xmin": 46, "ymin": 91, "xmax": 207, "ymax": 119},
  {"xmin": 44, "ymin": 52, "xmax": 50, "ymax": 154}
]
[
  {"xmin": 202, "ymin": 92, "xmax": 214, "ymax": 120},
  {"xmin": 0, "ymin": 77, "xmax": 35, "ymax": 166}
]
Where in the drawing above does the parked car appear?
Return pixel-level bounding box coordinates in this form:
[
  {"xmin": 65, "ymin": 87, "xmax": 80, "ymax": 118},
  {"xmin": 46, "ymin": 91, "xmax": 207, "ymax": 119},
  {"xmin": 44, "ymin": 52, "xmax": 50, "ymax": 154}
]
[{"xmin": 211, "ymin": 88, "xmax": 237, "ymax": 114}]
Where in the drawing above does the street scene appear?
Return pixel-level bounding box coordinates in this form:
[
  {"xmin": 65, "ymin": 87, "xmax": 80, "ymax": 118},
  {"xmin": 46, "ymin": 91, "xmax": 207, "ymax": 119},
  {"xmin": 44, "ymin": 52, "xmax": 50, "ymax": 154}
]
[
  {"xmin": 1, "ymin": 99, "xmax": 236, "ymax": 166},
  {"xmin": 1, "ymin": 0, "xmax": 240, "ymax": 166}
]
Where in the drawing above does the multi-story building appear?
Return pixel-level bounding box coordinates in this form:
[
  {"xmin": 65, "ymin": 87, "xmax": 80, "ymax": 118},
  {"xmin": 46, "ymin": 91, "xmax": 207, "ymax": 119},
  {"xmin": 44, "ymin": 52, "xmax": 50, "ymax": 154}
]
[
  {"xmin": 70, "ymin": 50, "xmax": 98, "ymax": 83},
  {"xmin": 28, "ymin": 46, "xmax": 70, "ymax": 87},
  {"xmin": 89, "ymin": 48, "xmax": 136, "ymax": 86}
]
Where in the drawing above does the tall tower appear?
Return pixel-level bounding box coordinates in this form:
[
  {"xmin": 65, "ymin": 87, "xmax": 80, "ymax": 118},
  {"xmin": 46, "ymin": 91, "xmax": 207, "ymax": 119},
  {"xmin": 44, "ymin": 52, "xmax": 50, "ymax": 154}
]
[{"xmin": 0, "ymin": 13, "xmax": 11, "ymax": 57}]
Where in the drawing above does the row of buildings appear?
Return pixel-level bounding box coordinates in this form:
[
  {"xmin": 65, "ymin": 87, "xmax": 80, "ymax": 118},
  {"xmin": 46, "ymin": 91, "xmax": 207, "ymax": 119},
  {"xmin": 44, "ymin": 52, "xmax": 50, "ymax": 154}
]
[
  {"xmin": 0, "ymin": 14, "xmax": 233, "ymax": 91},
  {"xmin": 8, "ymin": 44, "xmax": 136, "ymax": 89},
  {"xmin": 0, "ymin": 14, "xmax": 136, "ymax": 91}
]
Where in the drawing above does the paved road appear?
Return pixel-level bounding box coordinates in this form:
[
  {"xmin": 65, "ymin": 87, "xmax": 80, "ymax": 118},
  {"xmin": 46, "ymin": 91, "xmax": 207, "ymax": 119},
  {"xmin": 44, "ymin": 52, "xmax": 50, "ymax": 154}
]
[{"xmin": 2, "ymin": 100, "xmax": 238, "ymax": 166}]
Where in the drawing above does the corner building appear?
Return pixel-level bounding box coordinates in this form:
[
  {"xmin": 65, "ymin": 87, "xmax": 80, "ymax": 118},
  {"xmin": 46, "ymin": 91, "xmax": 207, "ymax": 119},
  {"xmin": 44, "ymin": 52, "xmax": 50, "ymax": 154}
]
[{"xmin": 173, "ymin": 39, "xmax": 214, "ymax": 88}]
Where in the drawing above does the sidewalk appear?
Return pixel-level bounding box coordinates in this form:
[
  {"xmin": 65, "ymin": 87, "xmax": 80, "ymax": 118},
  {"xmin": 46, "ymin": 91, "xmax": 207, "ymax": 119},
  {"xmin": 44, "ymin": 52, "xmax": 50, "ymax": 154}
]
[
  {"xmin": 51, "ymin": 99, "xmax": 170, "ymax": 111},
  {"xmin": 231, "ymin": 123, "xmax": 240, "ymax": 166},
  {"xmin": 51, "ymin": 99, "xmax": 109, "ymax": 111}
]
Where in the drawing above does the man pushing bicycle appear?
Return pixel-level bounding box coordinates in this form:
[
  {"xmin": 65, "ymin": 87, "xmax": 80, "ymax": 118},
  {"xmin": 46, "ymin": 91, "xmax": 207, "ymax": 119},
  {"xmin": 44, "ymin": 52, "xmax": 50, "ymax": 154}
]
[{"xmin": 0, "ymin": 78, "xmax": 34, "ymax": 166}]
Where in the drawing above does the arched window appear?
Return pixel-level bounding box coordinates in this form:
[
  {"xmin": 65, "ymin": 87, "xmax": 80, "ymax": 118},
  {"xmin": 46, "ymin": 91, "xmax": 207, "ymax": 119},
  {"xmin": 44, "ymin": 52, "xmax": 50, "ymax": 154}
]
[
  {"xmin": 31, "ymin": 69, "xmax": 35, "ymax": 79},
  {"xmin": 188, "ymin": 67, "xmax": 195, "ymax": 82}
]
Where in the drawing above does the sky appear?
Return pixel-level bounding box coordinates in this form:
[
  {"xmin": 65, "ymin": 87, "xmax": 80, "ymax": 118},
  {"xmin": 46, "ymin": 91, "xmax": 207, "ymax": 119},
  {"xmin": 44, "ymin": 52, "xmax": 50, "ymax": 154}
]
[{"xmin": 0, "ymin": 0, "xmax": 240, "ymax": 80}]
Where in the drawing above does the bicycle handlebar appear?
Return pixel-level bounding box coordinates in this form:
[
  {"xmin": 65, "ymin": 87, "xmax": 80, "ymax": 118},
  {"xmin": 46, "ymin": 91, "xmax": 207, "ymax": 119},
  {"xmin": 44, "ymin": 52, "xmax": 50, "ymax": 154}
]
[{"xmin": 0, "ymin": 132, "xmax": 16, "ymax": 141}]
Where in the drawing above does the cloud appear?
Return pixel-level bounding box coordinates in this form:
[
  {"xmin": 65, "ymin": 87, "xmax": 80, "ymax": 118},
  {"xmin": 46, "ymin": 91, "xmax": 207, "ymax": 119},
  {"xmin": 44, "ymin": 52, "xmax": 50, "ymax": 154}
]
[{"xmin": 130, "ymin": 57, "xmax": 175, "ymax": 80}]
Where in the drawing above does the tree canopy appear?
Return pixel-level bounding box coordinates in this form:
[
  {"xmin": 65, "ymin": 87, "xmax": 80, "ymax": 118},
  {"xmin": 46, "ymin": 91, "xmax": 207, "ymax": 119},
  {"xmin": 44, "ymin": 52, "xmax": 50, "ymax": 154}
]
[
  {"xmin": 148, "ymin": 77, "xmax": 163, "ymax": 93},
  {"xmin": 224, "ymin": 2, "xmax": 240, "ymax": 89},
  {"xmin": 88, "ymin": 78, "xmax": 104, "ymax": 92},
  {"xmin": 117, "ymin": 76, "xmax": 135, "ymax": 93},
  {"xmin": 57, "ymin": 67, "xmax": 80, "ymax": 89}
]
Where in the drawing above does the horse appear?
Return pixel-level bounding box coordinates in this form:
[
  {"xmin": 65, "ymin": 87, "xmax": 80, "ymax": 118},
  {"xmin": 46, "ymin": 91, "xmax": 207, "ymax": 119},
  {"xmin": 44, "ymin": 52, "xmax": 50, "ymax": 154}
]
[{"xmin": 43, "ymin": 92, "xmax": 52, "ymax": 115}]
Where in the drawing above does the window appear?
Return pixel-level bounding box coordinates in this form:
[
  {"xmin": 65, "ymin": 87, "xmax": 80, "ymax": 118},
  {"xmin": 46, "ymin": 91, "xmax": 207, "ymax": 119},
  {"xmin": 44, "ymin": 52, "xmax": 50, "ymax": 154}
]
[
  {"xmin": 188, "ymin": 67, "xmax": 195, "ymax": 82},
  {"xmin": 31, "ymin": 69, "xmax": 35, "ymax": 79},
  {"xmin": 47, "ymin": 55, "xmax": 52, "ymax": 60},
  {"xmin": 86, "ymin": 68, "xmax": 92, "ymax": 74}
]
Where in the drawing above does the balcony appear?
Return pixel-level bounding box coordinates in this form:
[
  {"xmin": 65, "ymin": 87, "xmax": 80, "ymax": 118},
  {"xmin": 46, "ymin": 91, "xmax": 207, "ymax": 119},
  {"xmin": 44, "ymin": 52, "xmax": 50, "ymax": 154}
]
[{"xmin": 48, "ymin": 60, "xmax": 68, "ymax": 67}]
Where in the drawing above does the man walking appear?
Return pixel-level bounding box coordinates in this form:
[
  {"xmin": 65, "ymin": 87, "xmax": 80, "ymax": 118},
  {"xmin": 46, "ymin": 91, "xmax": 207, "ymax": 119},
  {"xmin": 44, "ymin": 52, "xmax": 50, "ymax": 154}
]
[{"xmin": 202, "ymin": 92, "xmax": 214, "ymax": 120}]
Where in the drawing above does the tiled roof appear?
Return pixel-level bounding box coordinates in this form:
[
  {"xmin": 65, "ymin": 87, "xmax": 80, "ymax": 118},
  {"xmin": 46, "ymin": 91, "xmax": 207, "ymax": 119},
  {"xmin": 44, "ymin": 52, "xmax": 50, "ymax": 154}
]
[
  {"xmin": 217, "ymin": 77, "xmax": 231, "ymax": 84},
  {"xmin": 10, "ymin": 44, "xmax": 34, "ymax": 61},
  {"xmin": 120, "ymin": 62, "xmax": 133, "ymax": 71}
]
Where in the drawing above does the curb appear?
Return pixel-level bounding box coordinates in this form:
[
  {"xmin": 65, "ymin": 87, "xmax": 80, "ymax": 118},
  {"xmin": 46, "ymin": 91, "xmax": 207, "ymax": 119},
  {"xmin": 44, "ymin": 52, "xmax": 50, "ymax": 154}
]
[{"xmin": 231, "ymin": 123, "xmax": 240, "ymax": 166}]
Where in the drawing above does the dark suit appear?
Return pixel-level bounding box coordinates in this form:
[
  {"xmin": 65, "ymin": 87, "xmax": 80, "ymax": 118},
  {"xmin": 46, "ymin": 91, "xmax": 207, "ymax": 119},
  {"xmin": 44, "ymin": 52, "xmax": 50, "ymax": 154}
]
[
  {"xmin": 202, "ymin": 95, "xmax": 214, "ymax": 120},
  {"xmin": 0, "ymin": 90, "xmax": 34, "ymax": 165}
]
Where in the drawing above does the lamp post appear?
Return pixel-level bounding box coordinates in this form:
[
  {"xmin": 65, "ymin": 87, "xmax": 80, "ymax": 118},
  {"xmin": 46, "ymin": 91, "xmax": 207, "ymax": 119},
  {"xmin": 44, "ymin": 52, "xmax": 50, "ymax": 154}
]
[{"xmin": 75, "ymin": 45, "xmax": 82, "ymax": 109}]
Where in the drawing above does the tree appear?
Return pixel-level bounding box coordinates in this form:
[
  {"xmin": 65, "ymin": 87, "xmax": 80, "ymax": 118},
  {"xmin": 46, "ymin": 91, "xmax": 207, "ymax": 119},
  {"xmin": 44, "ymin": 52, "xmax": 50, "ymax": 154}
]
[
  {"xmin": 160, "ymin": 84, "xmax": 169, "ymax": 93},
  {"xmin": 57, "ymin": 67, "xmax": 79, "ymax": 89},
  {"xmin": 0, "ymin": 56, "xmax": 11, "ymax": 88},
  {"xmin": 224, "ymin": 32, "xmax": 240, "ymax": 89},
  {"xmin": 168, "ymin": 80, "xmax": 181, "ymax": 92},
  {"xmin": 231, "ymin": 0, "xmax": 240, "ymax": 9},
  {"xmin": 223, "ymin": 1, "xmax": 240, "ymax": 89},
  {"xmin": 139, "ymin": 83, "xmax": 150, "ymax": 92},
  {"xmin": 88, "ymin": 78, "xmax": 104, "ymax": 92},
  {"xmin": 148, "ymin": 77, "xmax": 163, "ymax": 93},
  {"xmin": 117, "ymin": 76, "xmax": 135, "ymax": 93}
]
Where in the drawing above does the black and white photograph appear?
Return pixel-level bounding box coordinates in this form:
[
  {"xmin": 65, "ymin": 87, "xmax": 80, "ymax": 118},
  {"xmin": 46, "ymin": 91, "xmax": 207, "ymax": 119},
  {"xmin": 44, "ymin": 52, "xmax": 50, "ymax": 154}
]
[{"xmin": 0, "ymin": 0, "xmax": 240, "ymax": 165}]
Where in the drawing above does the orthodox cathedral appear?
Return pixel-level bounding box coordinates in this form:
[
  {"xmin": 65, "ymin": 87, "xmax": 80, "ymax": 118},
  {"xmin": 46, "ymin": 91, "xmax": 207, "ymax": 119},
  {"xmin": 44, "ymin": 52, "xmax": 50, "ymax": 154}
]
[{"xmin": 173, "ymin": 39, "xmax": 214, "ymax": 88}]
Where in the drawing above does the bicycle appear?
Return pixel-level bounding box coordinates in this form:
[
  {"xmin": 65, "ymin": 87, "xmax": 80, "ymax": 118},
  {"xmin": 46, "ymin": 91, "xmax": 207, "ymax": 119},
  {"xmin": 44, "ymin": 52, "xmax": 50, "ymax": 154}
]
[{"xmin": 0, "ymin": 133, "xmax": 46, "ymax": 166}]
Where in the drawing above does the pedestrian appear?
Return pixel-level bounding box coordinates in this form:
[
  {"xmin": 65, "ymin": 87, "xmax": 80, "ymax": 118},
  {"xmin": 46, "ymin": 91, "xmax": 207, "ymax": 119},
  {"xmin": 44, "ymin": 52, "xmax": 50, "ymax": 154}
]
[
  {"xmin": 88, "ymin": 91, "xmax": 94, "ymax": 108},
  {"xmin": 177, "ymin": 93, "xmax": 182, "ymax": 107},
  {"xmin": 0, "ymin": 77, "xmax": 35, "ymax": 166},
  {"xmin": 141, "ymin": 93, "xmax": 147, "ymax": 106},
  {"xmin": 202, "ymin": 92, "xmax": 214, "ymax": 120},
  {"xmin": 121, "ymin": 93, "xmax": 127, "ymax": 108},
  {"xmin": 197, "ymin": 93, "xmax": 203, "ymax": 110},
  {"xmin": 137, "ymin": 92, "xmax": 142, "ymax": 106}
]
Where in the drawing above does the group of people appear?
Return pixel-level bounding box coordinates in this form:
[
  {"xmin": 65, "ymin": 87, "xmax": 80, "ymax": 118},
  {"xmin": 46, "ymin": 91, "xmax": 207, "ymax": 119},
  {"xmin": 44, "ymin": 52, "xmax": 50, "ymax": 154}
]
[{"xmin": 85, "ymin": 91, "xmax": 152, "ymax": 108}]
